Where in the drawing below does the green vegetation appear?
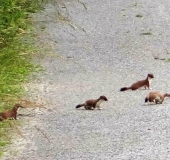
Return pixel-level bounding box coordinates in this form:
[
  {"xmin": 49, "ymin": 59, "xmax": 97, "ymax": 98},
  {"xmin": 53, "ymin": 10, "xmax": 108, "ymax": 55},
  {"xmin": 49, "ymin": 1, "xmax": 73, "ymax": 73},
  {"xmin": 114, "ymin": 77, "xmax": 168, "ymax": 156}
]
[
  {"xmin": 0, "ymin": 151, "xmax": 3, "ymax": 157},
  {"xmin": 140, "ymin": 32, "xmax": 152, "ymax": 35},
  {"xmin": 136, "ymin": 14, "xmax": 143, "ymax": 18},
  {"xmin": 41, "ymin": 25, "xmax": 46, "ymax": 31},
  {"xmin": 0, "ymin": 0, "xmax": 45, "ymax": 154}
]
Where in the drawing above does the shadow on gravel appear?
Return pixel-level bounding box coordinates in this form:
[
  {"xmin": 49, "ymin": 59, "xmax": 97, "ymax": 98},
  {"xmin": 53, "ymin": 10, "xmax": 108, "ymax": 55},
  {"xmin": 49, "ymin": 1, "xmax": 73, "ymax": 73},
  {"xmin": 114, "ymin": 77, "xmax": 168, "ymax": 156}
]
[{"xmin": 18, "ymin": 114, "xmax": 35, "ymax": 117}]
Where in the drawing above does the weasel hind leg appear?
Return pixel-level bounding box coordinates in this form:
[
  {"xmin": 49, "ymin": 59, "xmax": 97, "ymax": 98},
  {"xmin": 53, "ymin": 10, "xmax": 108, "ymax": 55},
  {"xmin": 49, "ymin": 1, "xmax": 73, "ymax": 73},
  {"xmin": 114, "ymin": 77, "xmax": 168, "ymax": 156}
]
[
  {"xmin": 154, "ymin": 97, "xmax": 162, "ymax": 104},
  {"xmin": 85, "ymin": 106, "xmax": 94, "ymax": 110}
]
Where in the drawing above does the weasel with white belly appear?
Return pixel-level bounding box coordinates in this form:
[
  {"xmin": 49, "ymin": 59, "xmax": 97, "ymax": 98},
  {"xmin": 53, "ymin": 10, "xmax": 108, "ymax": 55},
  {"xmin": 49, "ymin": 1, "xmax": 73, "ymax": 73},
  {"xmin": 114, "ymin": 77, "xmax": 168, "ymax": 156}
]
[
  {"xmin": 0, "ymin": 104, "xmax": 23, "ymax": 121},
  {"xmin": 76, "ymin": 96, "xmax": 108, "ymax": 110},
  {"xmin": 120, "ymin": 74, "xmax": 154, "ymax": 91}
]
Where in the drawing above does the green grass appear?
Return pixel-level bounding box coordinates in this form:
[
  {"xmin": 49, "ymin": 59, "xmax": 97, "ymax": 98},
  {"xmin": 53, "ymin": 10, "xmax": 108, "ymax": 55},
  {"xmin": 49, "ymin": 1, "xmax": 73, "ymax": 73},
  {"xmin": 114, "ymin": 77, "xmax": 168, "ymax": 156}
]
[
  {"xmin": 0, "ymin": 141, "xmax": 9, "ymax": 147},
  {"xmin": 0, "ymin": 120, "xmax": 12, "ymax": 155},
  {"xmin": 140, "ymin": 32, "xmax": 152, "ymax": 35},
  {"xmin": 40, "ymin": 25, "xmax": 46, "ymax": 31},
  {"xmin": 0, "ymin": 151, "xmax": 3, "ymax": 157},
  {"xmin": 136, "ymin": 14, "xmax": 143, "ymax": 18},
  {"xmin": 0, "ymin": 0, "xmax": 46, "ymax": 155}
]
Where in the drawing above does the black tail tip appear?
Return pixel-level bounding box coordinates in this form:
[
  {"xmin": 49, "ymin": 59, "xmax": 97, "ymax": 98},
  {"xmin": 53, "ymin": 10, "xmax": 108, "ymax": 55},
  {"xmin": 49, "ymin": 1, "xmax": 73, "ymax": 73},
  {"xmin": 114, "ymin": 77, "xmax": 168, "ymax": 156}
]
[
  {"xmin": 145, "ymin": 98, "xmax": 148, "ymax": 103},
  {"xmin": 120, "ymin": 87, "xmax": 127, "ymax": 91},
  {"xmin": 75, "ymin": 105, "xmax": 80, "ymax": 109}
]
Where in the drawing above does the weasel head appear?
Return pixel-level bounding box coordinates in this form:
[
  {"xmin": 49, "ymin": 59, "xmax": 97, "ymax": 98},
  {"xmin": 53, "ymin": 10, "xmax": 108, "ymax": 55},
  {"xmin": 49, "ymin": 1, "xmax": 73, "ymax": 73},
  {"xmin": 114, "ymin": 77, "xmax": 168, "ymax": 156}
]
[
  {"xmin": 13, "ymin": 104, "xmax": 23, "ymax": 111},
  {"xmin": 165, "ymin": 93, "xmax": 170, "ymax": 97},
  {"xmin": 147, "ymin": 74, "xmax": 154, "ymax": 79},
  {"xmin": 99, "ymin": 96, "xmax": 108, "ymax": 101}
]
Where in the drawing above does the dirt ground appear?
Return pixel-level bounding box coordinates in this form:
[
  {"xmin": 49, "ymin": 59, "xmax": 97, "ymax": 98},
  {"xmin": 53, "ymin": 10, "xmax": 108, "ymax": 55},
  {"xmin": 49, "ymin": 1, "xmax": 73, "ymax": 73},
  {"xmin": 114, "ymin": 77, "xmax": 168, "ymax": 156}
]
[{"xmin": 2, "ymin": 0, "xmax": 170, "ymax": 159}]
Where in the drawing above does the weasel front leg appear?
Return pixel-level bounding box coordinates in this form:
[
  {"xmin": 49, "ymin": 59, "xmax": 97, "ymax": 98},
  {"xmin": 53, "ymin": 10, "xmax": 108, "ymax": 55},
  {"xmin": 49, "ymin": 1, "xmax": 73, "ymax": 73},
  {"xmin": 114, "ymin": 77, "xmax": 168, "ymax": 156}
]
[
  {"xmin": 148, "ymin": 80, "xmax": 152, "ymax": 90},
  {"xmin": 149, "ymin": 87, "xmax": 152, "ymax": 90},
  {"xmin": 96, "ymin": 105, "xmax": 102, "ymax": 110},
  {"xmin": 14, "ymin": 114, "xmax": 17, "ymax": 120},
  {"xmin": 146, "ymin": 85, "xmax": 152, "ymax": 90}
]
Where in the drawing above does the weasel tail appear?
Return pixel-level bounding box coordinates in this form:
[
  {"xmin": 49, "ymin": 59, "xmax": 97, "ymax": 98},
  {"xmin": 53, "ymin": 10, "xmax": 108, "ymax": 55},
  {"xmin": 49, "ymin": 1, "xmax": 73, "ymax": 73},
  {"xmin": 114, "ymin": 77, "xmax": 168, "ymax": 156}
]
[
  {"xmin": 145, "ymin": 97, "xmax": 149, "ymax": 103},
  {"xmin": 120, "ymin": 87, "xmax": 131, "ymax": 91},
  {"xmin": 75, "ymin": 104, "xmax": 85, "ymax": 108}
]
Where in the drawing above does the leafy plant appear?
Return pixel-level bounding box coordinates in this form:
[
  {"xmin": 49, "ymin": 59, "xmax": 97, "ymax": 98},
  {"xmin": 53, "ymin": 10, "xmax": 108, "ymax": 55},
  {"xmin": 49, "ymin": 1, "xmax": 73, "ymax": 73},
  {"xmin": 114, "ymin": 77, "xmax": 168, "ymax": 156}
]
[{"xmin": 0, "ymin": 0, "xmax": 45, "ymax": 155}]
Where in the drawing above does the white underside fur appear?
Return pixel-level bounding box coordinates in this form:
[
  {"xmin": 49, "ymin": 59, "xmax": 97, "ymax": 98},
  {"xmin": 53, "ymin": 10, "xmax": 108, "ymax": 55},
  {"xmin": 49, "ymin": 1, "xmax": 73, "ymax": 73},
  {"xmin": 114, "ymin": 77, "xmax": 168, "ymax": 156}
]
[
  {"xmin": 96, "ymin": 99, "xmax": 105, "ymax": 107},
  {"xmin": 148, "ymin": 78, "xmax": 152, "ymax": 89}
]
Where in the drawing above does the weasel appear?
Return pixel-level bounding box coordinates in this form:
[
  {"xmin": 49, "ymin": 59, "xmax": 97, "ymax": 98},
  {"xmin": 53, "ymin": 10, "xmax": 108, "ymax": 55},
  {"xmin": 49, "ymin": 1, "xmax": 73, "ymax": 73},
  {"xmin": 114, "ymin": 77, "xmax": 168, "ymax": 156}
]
[
  {"xmin": 75, "ymin": 96, "xmax": 108, "ymax": 110},
  {"xmin": 0, "ymin": 104, "xmax": 23, "ymax": 121},
  {"xmin": 120, "ymin": 74, "xmax": 154, "ymax": 91},
  {"xmin": 145, "ymin": 91, "xmax": 170, "ymax": 104}
]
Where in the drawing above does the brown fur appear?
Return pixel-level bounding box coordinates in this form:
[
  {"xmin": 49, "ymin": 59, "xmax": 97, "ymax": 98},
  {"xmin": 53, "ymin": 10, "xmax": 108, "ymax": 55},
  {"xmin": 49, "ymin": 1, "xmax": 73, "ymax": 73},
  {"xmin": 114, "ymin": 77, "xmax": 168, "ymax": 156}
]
[
  {"xmin": 0, "ymin": 104, "xmax": 23, "ymax": 121},
  {"xmin": 76, "ymin": 96, "xmax": 108, "ymax": 110},
  {"xmin": 120, "ymin": 74, "xmax": 154, "ymax": 91},
  {"xmin": 145, "ymin": 91, "xmax": 170, "ymax": 104}
]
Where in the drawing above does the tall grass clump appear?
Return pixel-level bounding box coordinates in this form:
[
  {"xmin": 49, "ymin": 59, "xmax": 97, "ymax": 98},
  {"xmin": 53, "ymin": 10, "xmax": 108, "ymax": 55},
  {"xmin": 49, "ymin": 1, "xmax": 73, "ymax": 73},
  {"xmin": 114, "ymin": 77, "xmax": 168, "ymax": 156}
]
[{"xmin": 0, "ymin": 0, "xmax": 45, "ymax": 156}]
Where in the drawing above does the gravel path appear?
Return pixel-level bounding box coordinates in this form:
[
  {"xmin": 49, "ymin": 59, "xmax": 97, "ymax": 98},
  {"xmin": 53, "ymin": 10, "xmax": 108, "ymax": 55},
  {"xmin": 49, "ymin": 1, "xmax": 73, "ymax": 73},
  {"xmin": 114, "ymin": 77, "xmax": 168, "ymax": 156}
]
[{"xmin": 2, "ymin": 0, "xmax": 170, "ymax": 159}]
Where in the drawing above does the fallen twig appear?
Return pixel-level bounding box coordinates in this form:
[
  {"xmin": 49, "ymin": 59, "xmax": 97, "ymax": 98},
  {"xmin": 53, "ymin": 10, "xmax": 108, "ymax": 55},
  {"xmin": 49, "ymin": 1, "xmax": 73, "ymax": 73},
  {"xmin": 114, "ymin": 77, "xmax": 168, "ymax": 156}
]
[
  {"xmin": 77, "ymin": 0, "xmax": 87, "ymax": 10},
  {"xmin": 34, "ymin": 126, "xmax": 50, "ymax": 143}
]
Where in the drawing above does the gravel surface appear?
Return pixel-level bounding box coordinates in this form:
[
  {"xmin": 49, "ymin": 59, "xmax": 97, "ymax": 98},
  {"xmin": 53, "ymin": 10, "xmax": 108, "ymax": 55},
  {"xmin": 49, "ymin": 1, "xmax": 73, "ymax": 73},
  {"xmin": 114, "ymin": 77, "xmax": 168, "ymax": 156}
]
[{"xmin": 2, "ymin": 0, "xmax": 170, "ymax": 159}]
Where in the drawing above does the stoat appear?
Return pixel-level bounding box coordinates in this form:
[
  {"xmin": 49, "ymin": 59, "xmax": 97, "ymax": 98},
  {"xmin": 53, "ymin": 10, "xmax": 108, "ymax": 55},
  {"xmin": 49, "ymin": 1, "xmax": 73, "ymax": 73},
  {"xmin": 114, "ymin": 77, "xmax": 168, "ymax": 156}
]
[
  {"xmin": 145, "ymin": 91, "xmax": 170, "ymax": 104},
  {"xmin": 120, "ymin": 74, "xmax": 154, "ymax": 91},
  {"xmin": 0, "ymin": 104, "xmax": 23, "ymax": 121},
  {"xmin": 75, "ymin": 96, "xmax": 108, "ymax": 110}
]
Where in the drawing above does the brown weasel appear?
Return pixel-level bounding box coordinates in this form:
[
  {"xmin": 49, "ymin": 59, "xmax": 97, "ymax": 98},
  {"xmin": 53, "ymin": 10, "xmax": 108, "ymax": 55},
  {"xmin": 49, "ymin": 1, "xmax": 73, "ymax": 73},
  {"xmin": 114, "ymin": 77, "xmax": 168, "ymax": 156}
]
[
  {"xmin": 145, "ymin": 91, "xmax": 170, "ymax": 104},
  {"xmin": 0, "ymin": 104, "xmax": 23, "ymax": 121},
  {"xmin": 75, "ymin": 96, "xmax": 108, "ymax": 110},
  {"xmin": 120, "ymin": 74, "xmax": 154, "ymax": 91}
]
